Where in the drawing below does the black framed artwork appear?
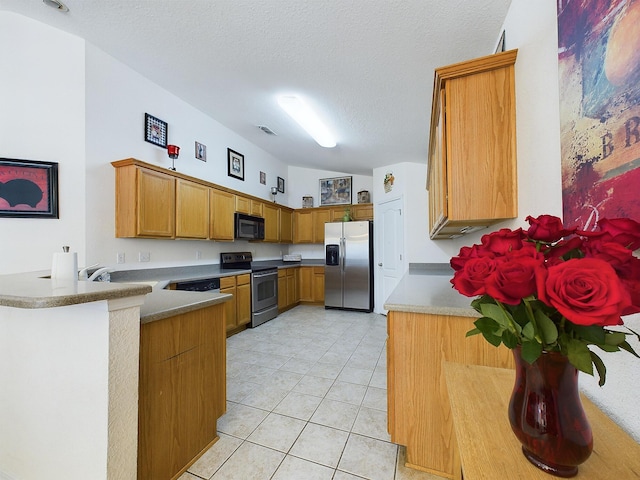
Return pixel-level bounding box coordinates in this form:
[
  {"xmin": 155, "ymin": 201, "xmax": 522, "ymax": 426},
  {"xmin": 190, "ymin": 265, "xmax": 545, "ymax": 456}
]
[
  {"xmin": 277, "ymin": 176, "xmax": 285, "ymax": 193},
  {"xmin": 227, "ymin": 148, "xmax": 244, "ymax": 181},
  {"xmin": 0, "ymin": 158, "xmax": 59, "ymax": 218},
  {"xmin": 320, "ymin": 175, "xmax": 352, "ymax": 206},
  {"xmin": 144, "ymin": 113, "xmax": 168, "ymax": 148}
]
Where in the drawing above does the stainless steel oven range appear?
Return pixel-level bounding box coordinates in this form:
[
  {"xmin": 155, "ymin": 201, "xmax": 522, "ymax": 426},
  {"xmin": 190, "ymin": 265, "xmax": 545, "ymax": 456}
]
[{"xmin": 220, "ymin": 252, "xmax": 278, "ymax": 328}]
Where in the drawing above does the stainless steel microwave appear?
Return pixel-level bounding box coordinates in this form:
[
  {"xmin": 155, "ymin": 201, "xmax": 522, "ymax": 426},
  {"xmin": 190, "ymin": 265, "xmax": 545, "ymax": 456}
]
[{"xmin": 234, "ymin": 212, "xmax": 265, "ymax": 240}]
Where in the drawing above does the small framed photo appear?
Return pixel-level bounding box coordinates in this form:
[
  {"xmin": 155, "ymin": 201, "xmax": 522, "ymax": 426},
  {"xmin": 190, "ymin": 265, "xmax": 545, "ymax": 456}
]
[
  {"xmin": 0, "ymin": 158, "xmax": 59, "ymax": 218},
  {"xmin": 144, "ymin": 113, "xmax": 168, "ymax": 148},
  {"xmin": 260, "ymin": 171, "xmax": 266, "ymax": 185},
  {"xmin": 277, "ymin": 176, "xmax": 285, "ymax": 193},
  {"xmin": 227, "ymin": 148, "xmax": 244, "ymax": 181},
  {"xmin": 302, "ymin": 196, "xmax": 314, "ymax": 208},
  {"xmin": 195, "ymin": 141, "xmax": 207, "ymax": 162},
  {"xmin": 320, "ymin": 176, "xmax": 352, "ymax": 206}
]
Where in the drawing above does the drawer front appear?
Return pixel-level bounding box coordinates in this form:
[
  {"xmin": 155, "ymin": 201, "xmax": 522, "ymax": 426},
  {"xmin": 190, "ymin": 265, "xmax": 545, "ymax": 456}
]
[
  {"xmin": 220, "ymin": 276, "xmax": 236, "ymax": 289},
  {"xmin": 236, "ymin": 274, "xmax": 251, "ymax": 286}
]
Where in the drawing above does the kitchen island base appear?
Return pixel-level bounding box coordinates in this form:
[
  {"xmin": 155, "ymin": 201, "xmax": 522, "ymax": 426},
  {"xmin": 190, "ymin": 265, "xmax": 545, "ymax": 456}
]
[
  {"xmin": 138, "ymin": 302, "xmax": 226, "ymax": 480},
  {"xmin": 386, "ymin": 310, "xmax": 513, "ymax": 479}
]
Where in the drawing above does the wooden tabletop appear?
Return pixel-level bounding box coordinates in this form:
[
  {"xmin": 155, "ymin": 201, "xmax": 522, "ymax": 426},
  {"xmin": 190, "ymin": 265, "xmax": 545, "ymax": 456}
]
[{"xmin": 443, "ymin": 362, "xmax": 640, "ymax": 479}]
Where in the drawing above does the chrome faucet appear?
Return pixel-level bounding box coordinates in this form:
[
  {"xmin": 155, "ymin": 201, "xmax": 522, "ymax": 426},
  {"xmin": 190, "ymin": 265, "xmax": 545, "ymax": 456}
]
[{"xmin": 87, "ymin": 267, "xmax": 113, "ymax": 282}]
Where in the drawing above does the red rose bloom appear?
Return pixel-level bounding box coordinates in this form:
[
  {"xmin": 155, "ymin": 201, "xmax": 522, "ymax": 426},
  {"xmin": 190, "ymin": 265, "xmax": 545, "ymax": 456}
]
[
  {"xmin": 526, "ymin": 215, "xmax": 576, "ymax": 243},
  {"xmin": 450, "ymin": 244, "xmax": 491, "ymax": 271},
  {"xmin": 450, "ymin": 256, "xmax": 499, "ymax": 297},
  {"xmin": 540, "ymin": 258, "xmax": 630, "ymax": 327},
  {"xmin": 480, "ymin": 228, "xmax": 525, "ymax": 256},
  {"xmin": 485, "ymin": 254, "xmax": 545, "ymax": 305},
  {"xmin": 597, "ymin": 218, "xmax": 640, "ymax": 251},
  {"xmin": 579, "ymin": 218, "xmax": 640, "ymax": 251},
  {"xmin": 546, "ymin": 236, "xmax": 584, "ymax": 260}
]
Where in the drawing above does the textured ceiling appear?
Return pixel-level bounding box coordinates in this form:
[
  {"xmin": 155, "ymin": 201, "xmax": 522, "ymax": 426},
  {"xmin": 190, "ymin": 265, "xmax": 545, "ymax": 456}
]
[{"xmin": 1, "ymin": 0, "xmax": 512, "ymax": 175}]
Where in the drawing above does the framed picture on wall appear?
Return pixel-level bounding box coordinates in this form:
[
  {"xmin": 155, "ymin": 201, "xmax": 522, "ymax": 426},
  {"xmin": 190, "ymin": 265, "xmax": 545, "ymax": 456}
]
[
  {"xmin": 144, "ymin": 113, "xmax": 168, "ymax": 148},
  {"xmin": 277, "ymin": 176, "xmax": 285, "ymax": 193},
  {"xmin": 195, "ymin": 141, "xmax": 207, "ymax": 162},
  {"xmin": 227, "ymin": 148, "xmax": 244, "ymax": 181},
  {"xmin": 319, "ymin": 176, "xmax": 352, "ymax": 206},
  {"xmin": 0, "ymin": 158, "xmax": 59, "ymax": 218}
]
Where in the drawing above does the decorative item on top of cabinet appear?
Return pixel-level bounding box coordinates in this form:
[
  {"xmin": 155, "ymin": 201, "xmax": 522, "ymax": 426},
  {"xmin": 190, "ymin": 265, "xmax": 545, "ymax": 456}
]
[
  {"xmin": 427, "ymin": 49, "xmax": 518, "ymax": 239},
  {"xmin": 166, "ymin": 144, "xmax": 179, "ymax": 171},
  {"xmin": 357, "ymin": 190, "xmax": 370, "ymax": 203}
]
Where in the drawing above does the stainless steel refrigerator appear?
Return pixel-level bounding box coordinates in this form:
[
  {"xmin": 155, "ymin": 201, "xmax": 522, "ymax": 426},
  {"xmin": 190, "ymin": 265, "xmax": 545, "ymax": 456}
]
[{"xmin": 324, "ymin": 220, "xmax": 373, "ymax": 312}]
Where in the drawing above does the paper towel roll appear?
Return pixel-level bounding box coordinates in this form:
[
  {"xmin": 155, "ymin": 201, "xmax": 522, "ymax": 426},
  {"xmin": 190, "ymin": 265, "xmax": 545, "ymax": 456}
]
[{"xmin": 51, "ymin": 251, "xmax": 78, "ymax": 281}]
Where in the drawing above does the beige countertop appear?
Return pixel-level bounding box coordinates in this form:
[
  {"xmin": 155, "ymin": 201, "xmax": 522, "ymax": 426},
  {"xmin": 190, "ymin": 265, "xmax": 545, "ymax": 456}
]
[
  {"xmin": 0, "ymin": 271, "xmax": 152, "ymax": 309},
  {"xmin": 383, "ymin": 265, "xmax": 477, "ymax": 317},
  {"xmin": 1, "ymin": 258, "xmax": 319, "ymax": 322},
  {"xmin": 138, "ymin": 288, "xmax": 232, "ymax": 324},
  {"xmin": 0, "ymin": 271, "xmax": 232, "ymax": 324}
]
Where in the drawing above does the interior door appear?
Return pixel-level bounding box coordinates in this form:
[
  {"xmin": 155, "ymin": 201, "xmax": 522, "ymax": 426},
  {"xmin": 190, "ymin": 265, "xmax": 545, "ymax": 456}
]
[{"xmin": 378, "ymin": 198, "xmax": 404, "ymax": 314}]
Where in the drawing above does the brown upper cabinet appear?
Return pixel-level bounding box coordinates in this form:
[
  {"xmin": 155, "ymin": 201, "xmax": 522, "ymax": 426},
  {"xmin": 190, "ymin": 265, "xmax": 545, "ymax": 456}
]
[
  {"xmin": 427, "ymin": 49, "xmax": 518, "ymax": 239},
  {"xmin": 279, "ymin": 208, "xmax": 293, "ymax": 244},
  {"xmin": 113, "ymin": 159, "xmax": 370, "ymax": 244},
  {"xmin": 209, "ymin": 188, "xmax": 235, "ymax": 241},
  {"xmin": 114, "ymin": 162, "xmax": 176, "ymax": 238},
  {"xmin": 262, "ymin": 202, "xmax": 279, "ymax": 243},
  {"xmin": 176, "ymin": 179, "xmax": 209, "ymax": 239},
  {"xmin": 293, "ymin": 205, "xmax": 373, "ymax": 244}
]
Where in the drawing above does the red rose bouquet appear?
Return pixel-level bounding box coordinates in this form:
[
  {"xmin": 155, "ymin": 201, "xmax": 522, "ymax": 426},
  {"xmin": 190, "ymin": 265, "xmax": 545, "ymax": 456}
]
[{"xmin": 451, "ymin": 215, "xmax": 640, "ymax": 385}]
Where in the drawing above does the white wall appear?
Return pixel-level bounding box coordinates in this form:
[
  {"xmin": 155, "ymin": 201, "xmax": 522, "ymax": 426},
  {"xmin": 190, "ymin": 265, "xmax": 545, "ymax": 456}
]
[
  {"xmin": 495, "ymin": 0, "xmax": 640, "ymax": 442},
  {"xmin": 286, "ymin": 165, "xmax": 373, "ymax": 259},
  {"xmin": 0, "ymin": 302, "xmax": 111, "ymax": 479},
  {"xmin": 84, "ymin": 43, "xmax": 292, "ymax": 268},
  {"xmin": 0, "ymin": 12, "xmax": 87, "ymax": 274},
  {"xmin": 373, "ymin": 162, "xmax": 453, "ymax": 266}
]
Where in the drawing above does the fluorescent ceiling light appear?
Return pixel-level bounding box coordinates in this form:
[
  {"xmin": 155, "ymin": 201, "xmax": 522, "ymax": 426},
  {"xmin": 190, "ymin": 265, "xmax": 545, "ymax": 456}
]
[{"xmin": 278, "ymin": 95, "xmax": 336, "ymax": 148}]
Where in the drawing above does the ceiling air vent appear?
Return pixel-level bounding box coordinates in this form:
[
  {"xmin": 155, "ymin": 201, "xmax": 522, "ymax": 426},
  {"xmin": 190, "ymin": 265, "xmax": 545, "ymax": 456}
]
[{"xmin": 257, "ymin": 125, "xmax": 277, "ymax": 136}]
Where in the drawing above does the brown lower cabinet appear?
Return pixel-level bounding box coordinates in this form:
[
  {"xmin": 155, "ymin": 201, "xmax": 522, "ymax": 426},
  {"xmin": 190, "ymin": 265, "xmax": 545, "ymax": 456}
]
[
  {"xmin": 138, "ymin": 303, "xmax": 226, "ymax": 480},
  {"xmin": 298, "ymin": 266, "xmax": 324, "ymax": 304},
  {"xmin": 386, "ymin": 310, "xmax": 513, "ymax": 479},
  {"xmin": 220, "ymin": 274, "xmax": 251, "ymax": 333},
  {"xmin": 278, "ymin": 267, "xmax": 300, "ymax": 312}
]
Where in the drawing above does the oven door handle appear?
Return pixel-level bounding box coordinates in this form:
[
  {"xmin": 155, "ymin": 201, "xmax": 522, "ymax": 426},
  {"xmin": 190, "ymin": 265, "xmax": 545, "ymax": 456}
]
[{"xmin": 252, "ymin": 271, "xmax": 277, "ymax": 279}]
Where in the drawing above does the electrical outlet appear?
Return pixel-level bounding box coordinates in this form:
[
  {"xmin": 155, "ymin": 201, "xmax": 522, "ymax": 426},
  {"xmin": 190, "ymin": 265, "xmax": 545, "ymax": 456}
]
[
  {"xmin": 196, "ymin": 250, "xmax": 202, "ymax": 260},
  {"xmin": 138, "ymin": 251, "xmax": 150, "ymax": 262},
  {"xmin": 116, "ymin": 252, "xmax": 126, "ymax": 264}
]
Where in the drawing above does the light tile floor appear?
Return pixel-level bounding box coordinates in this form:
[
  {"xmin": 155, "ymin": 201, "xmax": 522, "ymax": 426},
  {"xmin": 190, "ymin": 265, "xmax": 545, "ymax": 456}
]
[{"xmin": 179, "ymin": 305, "xmax": 442, "ymax": 480}]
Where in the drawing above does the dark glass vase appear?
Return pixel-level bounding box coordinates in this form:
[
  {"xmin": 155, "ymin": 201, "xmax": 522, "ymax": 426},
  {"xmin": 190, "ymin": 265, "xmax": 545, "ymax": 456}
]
[{"xmin": 508, "ymin": 347, "xmax": 593, "ymax": 478}]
